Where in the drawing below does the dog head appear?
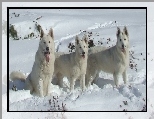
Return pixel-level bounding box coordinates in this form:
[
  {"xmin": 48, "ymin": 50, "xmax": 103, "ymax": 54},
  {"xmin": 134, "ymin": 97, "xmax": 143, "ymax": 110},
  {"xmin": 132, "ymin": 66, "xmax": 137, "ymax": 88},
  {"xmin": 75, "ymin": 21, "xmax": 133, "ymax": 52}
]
[
  {"xmin": 116, "ymin": 26, "xmax": 129, "ymax": 53},
  {"xmin": 39, "ymin": 27, "xmax": 54, "ymax": 62},
  {"xmin": 75, "ymin": 35, "xmax": 88, "ymax": 59}
]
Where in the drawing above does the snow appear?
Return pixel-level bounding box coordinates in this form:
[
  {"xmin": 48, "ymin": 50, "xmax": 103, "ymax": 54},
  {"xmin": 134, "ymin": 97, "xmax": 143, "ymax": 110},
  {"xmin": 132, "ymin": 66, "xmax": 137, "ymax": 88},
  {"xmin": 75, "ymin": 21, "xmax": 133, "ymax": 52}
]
[
  {"xmin": 9, "ymin": 90, "xmax": 32, "ymax": 104},
  {"xmin": 2, "ymin": 2, "xmax": 154, "ymax": 119}
]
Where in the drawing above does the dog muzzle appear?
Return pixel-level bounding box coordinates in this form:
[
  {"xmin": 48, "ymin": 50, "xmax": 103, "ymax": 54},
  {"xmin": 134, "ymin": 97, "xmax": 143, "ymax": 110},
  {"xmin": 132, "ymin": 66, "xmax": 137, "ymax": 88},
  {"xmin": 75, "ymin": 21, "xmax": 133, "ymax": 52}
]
[
  {"xmin": 81, "ymin": 54, "xmax": 85, "ymax": 58},
  {"xmin": 121, "ymin": 48, "xmax": 125, "ymax": 53}
]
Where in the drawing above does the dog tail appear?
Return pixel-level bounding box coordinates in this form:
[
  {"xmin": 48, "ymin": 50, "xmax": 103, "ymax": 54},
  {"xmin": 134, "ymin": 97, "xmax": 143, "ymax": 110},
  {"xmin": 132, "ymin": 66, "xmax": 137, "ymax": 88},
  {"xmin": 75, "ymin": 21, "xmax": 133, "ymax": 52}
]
[{"xmin": 10, "ymin": 71, "xmax": 26, "ymax": 82}]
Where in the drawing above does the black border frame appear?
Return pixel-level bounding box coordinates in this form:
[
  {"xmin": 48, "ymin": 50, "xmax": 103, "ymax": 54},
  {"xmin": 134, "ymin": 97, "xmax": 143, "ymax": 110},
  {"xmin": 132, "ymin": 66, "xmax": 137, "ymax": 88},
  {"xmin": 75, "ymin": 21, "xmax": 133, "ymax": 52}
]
[{"xmin": 7, "ymin": 7, "xmax": 147, "ymax": 112}]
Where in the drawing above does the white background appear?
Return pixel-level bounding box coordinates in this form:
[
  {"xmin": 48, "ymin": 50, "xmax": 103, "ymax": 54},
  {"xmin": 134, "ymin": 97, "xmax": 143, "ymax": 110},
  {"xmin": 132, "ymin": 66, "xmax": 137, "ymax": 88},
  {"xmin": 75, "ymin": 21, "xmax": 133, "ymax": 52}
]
[{"xmin": 2, "ymin": 2, "xmax": 154, "ymax": 119}]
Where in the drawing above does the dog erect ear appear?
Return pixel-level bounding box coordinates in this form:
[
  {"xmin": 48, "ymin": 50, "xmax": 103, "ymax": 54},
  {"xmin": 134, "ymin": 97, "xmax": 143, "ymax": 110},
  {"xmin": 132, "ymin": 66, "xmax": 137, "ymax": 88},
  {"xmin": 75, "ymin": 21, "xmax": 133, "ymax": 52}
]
[
  {"xmin": 83, "ymin": 35, "xmax": 88, "ymax": 44},
  {"xmin": 39, "ymin": 26, "xmax": 44, "ymax": 38},
  {"xmin": 123, "ymin": 26, "xmax": 129, "ymax": 37},
  {"xmin": 48, "ymin": 28, "xmax": 54, "ymax": 39},
  {"xmin": 116, "ymin": 27, "xmax": 121, "ymax": 37},
  {"xmin": 75, "ymin": 35, "xmax": 79, "ymax": 45}
]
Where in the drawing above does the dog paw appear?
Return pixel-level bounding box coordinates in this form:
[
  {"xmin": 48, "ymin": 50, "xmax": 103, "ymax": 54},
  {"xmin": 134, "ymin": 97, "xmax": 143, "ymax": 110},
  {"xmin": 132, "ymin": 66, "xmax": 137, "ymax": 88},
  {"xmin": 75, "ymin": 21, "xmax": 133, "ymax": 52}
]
[
  {"xmin": 113, "ymin": 85, "xmax": 120, "ymax": 90},
  {"xmin": 82, "ymin": 87, "xmax": 87, "ymax": 92}
]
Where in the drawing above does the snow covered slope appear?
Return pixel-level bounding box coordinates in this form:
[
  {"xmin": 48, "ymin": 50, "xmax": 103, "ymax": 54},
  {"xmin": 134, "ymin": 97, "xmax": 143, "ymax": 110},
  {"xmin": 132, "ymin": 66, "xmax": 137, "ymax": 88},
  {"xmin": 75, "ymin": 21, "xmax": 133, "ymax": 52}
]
[{"xmin": 8, "ymin": 8, "xmax": 146, "ymax": 112}]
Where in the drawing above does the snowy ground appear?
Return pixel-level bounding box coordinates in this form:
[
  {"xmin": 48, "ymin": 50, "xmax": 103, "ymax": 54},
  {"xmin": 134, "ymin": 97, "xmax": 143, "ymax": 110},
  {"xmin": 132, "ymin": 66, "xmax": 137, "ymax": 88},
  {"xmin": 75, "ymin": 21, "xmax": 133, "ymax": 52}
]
[{"xmin": 2, "ymin": 2, "xmax": 154, "ymax": 119}]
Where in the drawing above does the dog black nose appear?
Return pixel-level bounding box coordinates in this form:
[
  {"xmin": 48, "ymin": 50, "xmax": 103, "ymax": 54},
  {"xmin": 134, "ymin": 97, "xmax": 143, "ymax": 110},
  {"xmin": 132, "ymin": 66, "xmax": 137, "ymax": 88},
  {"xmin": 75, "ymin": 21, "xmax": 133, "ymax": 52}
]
[
  {"xmin": 82, "ymin": 52, "xmax": 85, "ymax": 55},
  {"xmin": 122, "ymin": 45, "xmax": 124, "ymax": 48},
  {"xmin": 46, "ymin": 47, "xmax": 49, "ymax": 51}
]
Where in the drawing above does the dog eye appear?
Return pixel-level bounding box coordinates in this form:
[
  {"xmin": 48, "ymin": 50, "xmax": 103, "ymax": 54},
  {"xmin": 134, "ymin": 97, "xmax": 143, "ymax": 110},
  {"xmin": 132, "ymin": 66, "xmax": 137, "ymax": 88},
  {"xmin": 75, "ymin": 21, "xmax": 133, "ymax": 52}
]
[
  {"xmin": 84, "ymin": 46, "xmax": 85, "ymax": 48},
  {"xmin": 49, "ymin": 41, "xmax": 50, "ymax": 43},
  {"xmin": 79, "ymin": 47, "xmax": 81, "ymax": 48},
  {"xmin": 124, "ymin": 39, "xmax": 126, "ymax": 40},
  {"xmin": 120, "ymin": 39, "xmax": 121, "ymax": 41}
]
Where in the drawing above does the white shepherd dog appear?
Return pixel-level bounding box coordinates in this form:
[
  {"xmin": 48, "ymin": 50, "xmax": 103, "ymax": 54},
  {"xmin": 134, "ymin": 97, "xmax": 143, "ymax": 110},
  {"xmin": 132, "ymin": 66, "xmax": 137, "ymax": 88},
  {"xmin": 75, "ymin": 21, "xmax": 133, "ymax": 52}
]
[
  {"xmin": 86, "ymin": 26, "xmax": 129, "ymax": 87},
  {"xmin": 54, "ymin": 35, "xmax": 88, "ymax": 92},
  {"xmin": 10, "ymin": 27, "xmax": 55, "ymax": 97}
]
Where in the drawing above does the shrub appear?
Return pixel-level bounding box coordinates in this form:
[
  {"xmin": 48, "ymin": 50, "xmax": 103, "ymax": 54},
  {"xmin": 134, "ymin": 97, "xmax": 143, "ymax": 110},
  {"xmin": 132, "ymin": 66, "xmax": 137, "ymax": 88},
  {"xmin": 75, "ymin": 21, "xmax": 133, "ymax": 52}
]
[
  {"xmin": 36, "ymin": 24, "xmax": 42, "ymax": 33},
  {"xmin": 48, "ymin": 96, "xmax": 67, "ymax": 111},
  {"xmin": 9, "ymin": 25, "xmax": 18, "ymax": 38},
  {"xmin": 29, "ymin": 32, "xmax": 34, "ymax": 37}
]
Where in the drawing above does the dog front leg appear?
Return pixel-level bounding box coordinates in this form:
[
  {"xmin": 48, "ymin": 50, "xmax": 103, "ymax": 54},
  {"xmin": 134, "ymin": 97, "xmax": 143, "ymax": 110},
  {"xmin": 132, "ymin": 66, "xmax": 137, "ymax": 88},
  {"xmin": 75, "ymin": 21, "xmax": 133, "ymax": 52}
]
[
  {"xmin": 57, "ymin": 73, "xmax": 64, "ymax": 88},
  {"xmin": 80, "ymin": 74, "xmax": 85, "ymax": 91},
  {"xmin": 47, "ymin": 78, "xmax": 52, "ymax": 96},
  {"xmin": 70, "ymin": 78, "xmax": 75, "ymax": 92},
  {"xmin": 113, "ymin": 73, "xmax": 119, "ymax": 87},
  {"xmin": 85, "ymin": 74, "xmax": 91, "ymax": 88},
  {"xmin": 38, "ymin": 79, "xmax": 44, "ymax": 97},
  {"xmin": 123, "ymin": 70, "xmax": 127, "ymax": 84},
  {"xmin": 92, "ymin": 73, "xmax": 99, "ymax": 84}
]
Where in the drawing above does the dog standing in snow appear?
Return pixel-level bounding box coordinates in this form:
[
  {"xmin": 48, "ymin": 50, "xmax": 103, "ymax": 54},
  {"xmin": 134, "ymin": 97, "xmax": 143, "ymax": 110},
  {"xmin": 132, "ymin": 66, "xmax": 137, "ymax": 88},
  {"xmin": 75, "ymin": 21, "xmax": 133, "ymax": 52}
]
[
  {"xmin": 10, "ymin": 27, "xmax": 55, "ymax": 97},
  {"xmin": 86, "ymin": 26, "xmax": 129, "ymax": 87},
  {"xmin": 54, "ymin": 35, "xmax": 88, "ymax": 92}
]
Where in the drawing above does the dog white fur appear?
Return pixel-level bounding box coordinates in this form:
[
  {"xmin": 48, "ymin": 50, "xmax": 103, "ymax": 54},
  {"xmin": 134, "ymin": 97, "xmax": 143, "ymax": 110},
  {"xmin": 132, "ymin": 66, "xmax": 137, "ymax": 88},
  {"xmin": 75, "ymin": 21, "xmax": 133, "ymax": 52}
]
[
  {"xmin": 86, "ymin": 26, "xmax": 129, "ymax": 87},
  {"xmin": 10, "ymin": 27, "xmax": 55, "ymax": 97},
  {"xmin": 54, "ymin": 35, "xmax": 88, "ymax": 92},
  {"xmin": 88, "ymin": 46, "xmax": 107, "ymax": 55},
  {"xmin": 87, "ymin": 46, "xmax": 107, "ymax": 84}
]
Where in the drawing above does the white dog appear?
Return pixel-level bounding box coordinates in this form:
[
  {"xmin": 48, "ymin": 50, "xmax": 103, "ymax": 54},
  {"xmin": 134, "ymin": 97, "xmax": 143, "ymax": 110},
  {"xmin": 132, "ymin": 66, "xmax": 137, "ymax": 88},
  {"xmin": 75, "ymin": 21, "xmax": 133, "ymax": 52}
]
[
  {"xmin": 86, "ymin": 26, "xmax": 129, "ymax": 87},
  {"xmin": 54, "ymin": 35, "xmax": 88, "ymax": 92},
  {"xmin": 87, "ymin": 46, "xmax": 107, "ymax": 84},
  {"xmin": 10, "ymin": 27, "xmax": 55, "ymax": 97}
]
